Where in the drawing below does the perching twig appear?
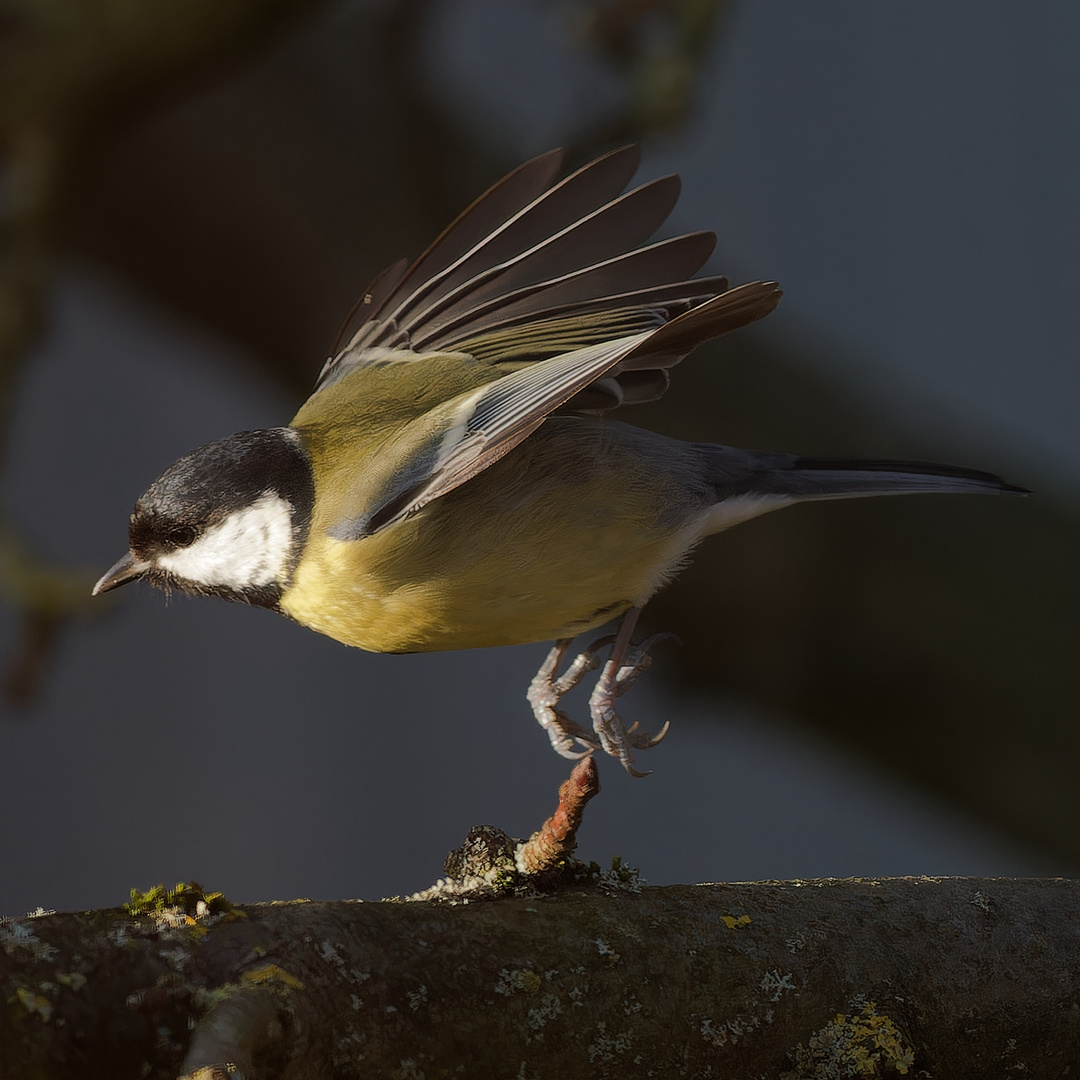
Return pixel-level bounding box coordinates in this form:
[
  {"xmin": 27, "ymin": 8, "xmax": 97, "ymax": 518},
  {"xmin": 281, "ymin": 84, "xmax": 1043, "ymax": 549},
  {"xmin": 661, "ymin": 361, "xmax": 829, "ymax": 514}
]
[
  {"xmin": 431, "ymin": 756, "xmax": 604, "ymax": 899},
  {"xmin": 516, "ymin": 756, "xmax": 600, "ymax": 874}
]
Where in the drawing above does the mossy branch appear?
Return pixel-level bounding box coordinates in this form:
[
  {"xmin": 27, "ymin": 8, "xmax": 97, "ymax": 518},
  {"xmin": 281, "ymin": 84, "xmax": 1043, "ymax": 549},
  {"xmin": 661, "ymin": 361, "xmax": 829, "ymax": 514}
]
[{"xmin": 2, "ymin": 876, "xmax": 1078, "ymax": 1078}]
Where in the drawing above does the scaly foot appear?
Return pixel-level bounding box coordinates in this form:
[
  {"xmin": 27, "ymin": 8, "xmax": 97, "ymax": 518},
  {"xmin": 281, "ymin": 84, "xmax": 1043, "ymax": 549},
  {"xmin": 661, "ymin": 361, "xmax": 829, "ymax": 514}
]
[
  {"xmin": 526, "ymin": 636, "xmax": 613, "ymax": 758},
  {"xmin": 588, "ymin": 630, "xmax": 674, "ymax": 776},
  {"xmin": 526, "ymin": 607, "xmax": 674, "ymax": 775}
]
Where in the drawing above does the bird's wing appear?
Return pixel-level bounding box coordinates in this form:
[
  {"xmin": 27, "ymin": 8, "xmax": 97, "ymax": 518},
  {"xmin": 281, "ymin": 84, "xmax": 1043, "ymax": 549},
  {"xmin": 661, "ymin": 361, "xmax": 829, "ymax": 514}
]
[
  {"xmin": 313, "ymin": 145, "xmax": 780, "ymax": 411},
  {"xmin": 330, "ymin": 332, "xmax": 651, "ymax": 540},
  {"xmin": 330, "ymin": 277, "xmax": 782, "ymax": 541}
]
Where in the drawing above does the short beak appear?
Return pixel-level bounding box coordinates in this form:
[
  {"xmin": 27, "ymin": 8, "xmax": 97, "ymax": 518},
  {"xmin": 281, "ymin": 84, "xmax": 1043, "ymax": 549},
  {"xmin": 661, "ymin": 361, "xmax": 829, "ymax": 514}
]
[{"xmin": 92, "ymin": 552, "xmax": 151, "ymax": 596}]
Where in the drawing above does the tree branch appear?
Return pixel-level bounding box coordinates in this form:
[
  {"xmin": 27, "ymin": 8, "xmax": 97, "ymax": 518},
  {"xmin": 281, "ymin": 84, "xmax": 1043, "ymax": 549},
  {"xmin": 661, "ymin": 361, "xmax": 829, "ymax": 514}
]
[{"xmin": 2, "ymin": 876, "xmax": 1077, "ymax": 1077}]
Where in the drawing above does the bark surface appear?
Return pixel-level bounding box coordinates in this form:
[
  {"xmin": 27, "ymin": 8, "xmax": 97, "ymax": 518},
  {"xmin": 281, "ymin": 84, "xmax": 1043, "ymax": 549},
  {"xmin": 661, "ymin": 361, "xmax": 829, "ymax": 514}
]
[{"xmin": 2, "ymin": 877, "xmax": 1077, "ymax": 1078}]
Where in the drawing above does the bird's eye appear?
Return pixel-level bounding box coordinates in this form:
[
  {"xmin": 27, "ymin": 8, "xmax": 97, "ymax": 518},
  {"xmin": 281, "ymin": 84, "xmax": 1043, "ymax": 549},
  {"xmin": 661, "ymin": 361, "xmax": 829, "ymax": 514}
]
[{"xmin": 166, "ymin": 525, "xmax": 199, "ymax": 548}]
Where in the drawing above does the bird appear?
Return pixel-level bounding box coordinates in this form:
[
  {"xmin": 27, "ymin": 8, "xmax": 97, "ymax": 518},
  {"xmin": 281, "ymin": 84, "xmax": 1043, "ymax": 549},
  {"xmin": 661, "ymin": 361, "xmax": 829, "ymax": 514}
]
[{"xmin": 92, "ymin": 145, "xmax": 1026, "ymax": 775}]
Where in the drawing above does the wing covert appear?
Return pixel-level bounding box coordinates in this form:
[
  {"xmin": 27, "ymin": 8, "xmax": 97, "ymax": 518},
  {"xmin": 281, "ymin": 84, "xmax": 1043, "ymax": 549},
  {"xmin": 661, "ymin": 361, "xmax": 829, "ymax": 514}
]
[{"xmin": 329, "ymin": 332, "xmax": 652, "ymax": 540}]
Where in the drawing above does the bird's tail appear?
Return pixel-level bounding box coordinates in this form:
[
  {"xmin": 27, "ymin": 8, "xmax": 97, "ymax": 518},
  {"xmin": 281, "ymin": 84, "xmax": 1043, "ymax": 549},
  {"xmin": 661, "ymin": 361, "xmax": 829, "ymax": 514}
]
[
  {"xmin": 694, "ymin": 445, "xmax": 1028, "ymax": 532},
  {"xmin": 763, "ymin": 456, "xmax": 1029, "ymax": 500}
]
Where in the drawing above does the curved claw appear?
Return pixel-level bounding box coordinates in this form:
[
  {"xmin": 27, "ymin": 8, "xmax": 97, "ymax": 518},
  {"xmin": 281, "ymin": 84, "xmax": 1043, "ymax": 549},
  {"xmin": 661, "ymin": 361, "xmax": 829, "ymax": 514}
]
[
  {"xmin": 611, "ymin": 725, "xmax": 654, "ymax": 777},
  {"xmin": 628, "ymin": 719, "xmax": 670, "ymax": 750},
  {"xmin": 557, "ymin": 743, "xmax": 596, "ymax": 762},
  {"xmin": 546, "ymin": 720, "xmax": 600, "ymax": 760},
  {"xmin": 542, "ymin": 704, "xmax": 602, "ymax": 759}
]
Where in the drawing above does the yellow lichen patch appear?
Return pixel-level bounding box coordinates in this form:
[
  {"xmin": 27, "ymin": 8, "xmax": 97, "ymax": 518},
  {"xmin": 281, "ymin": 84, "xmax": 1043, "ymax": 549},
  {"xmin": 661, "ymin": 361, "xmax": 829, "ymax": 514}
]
[
  {"xmin": 240, "ymin": 964, "xmax": 306, "ymax": 992},
  {"xmin": 782, "ymin": 1002, "xmax": 915, "ymax": 1077},
  {"xmin": 16, "ymin": 986, "xmax": 53, "ymax": 1021},
  {"xmin": 721, "ymin": 914, "xmax": 752, "ymax": 930},
  {"xmin": 495, "ymin": 969, "xmax": 543, "ymax": 995}
]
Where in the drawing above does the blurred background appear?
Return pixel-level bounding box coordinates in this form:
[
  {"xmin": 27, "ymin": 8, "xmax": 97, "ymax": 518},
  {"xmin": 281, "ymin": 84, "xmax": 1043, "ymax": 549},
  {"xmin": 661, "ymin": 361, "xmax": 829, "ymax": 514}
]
[{"xmin": 1, "ymin": 0, "xmax": 1077, "ymax": 916}]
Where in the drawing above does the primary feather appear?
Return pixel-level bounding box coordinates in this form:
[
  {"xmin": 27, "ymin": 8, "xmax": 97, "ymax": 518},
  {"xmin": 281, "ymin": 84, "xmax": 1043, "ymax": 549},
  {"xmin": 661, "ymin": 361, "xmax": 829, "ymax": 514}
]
[{"xmin": 315, "ymin": 145, "xmax": 780, "ymax": 413}]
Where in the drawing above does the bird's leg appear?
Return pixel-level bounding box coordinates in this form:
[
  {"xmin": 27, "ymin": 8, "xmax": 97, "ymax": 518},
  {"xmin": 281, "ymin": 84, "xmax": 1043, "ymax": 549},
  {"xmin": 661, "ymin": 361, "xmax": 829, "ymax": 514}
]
[
  {"xmin": 587, "ymin": 607, "xmax": 673, "ymax": 777},
  {"xmin": 527, "ymin": 636, "xmax": 614, "ymax": 758},
  {"xmin": 528, "ymin": 613, "xmax": 673, "ymax": 772}
]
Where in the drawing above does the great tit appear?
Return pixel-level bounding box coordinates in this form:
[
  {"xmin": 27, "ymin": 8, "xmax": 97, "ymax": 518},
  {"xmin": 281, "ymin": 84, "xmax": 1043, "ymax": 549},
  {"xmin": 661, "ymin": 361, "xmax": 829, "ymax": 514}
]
[{"xmin": 93, "ymin": 145, "xmax": 1025, "ymax": 775}]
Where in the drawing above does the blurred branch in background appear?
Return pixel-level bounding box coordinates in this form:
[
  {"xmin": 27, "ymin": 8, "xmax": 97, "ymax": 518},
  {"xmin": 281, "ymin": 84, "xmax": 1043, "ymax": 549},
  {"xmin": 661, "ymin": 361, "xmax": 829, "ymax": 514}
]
[
  {"xmin": 0, "ymin": 0, "xmax": 330, "ymax": 698},
  {"xmin": 568, "ymin": 0, "xmax": 732, "ymax": 145},
  {"xmin": 1, "ymin": 0, "xmax": 1078, "ymax": 875},
  {"xmin": 0, "ymin": 515, "xmax": 97, "ymax": 706},
  {"xmin": 0, "ymin": 0, "xmax": 330, "ymax": 425},
  {"xmin": 71, "ymin": 0, "xmax": 483, "ymax": 389}
]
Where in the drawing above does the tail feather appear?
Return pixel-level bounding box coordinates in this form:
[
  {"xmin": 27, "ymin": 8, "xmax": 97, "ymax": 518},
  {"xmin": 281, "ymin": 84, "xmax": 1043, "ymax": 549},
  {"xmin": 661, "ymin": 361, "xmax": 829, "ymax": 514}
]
[
  {"xmin": 777, "ymin": 456, "xmax": 1030, "ymax": 500},
  {"xmin": 696, "ymin": 447, "xmax": 1028, "ymax": 535},
  {"xmin": 695, "ymin": 445, "xmax": 1028, "ymax": 529}
]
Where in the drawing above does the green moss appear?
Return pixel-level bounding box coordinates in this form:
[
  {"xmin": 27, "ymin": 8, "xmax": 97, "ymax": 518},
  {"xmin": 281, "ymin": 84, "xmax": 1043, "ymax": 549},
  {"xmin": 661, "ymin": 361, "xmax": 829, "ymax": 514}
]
[{"xmin": 126, "ymin": 881, "xmax": 234, "ymax": 918}]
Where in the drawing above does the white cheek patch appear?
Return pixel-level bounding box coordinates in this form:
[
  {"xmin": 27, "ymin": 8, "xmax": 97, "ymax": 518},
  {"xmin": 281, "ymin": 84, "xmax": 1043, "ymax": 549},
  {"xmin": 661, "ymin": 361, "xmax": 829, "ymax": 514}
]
[{"xmin": 157, "ymin": 492, "xmax": 294, "ymax": 589}]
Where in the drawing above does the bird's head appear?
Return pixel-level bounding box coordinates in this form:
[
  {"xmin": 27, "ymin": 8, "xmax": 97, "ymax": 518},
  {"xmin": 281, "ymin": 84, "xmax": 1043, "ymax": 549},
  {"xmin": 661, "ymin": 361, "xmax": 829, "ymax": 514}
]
[{"xmin": 93, "ymin": 428, "xmax": 314, "ymax": 608}]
